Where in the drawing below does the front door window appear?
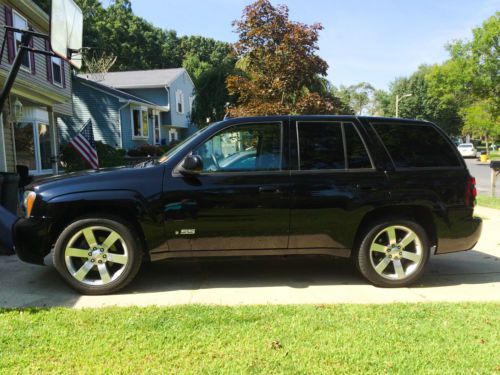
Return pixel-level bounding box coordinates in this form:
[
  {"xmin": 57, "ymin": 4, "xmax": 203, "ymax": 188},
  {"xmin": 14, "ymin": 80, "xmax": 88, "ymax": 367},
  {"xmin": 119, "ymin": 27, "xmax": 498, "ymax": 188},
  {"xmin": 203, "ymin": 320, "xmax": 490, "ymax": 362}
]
[
  {"xmin": 38, "ymin": 123, "xmax": 52, "ymax": 170},
  {"xmin": 13, "ymin": 122, "xmax": 36, "ymax": 170},
  {"xmin": 14, "ymin": 121, "xmax": 53, "ymax": 174},
  {"xmin": 193, "ymin": 123, "xmax": 282, "ymax": 172}
]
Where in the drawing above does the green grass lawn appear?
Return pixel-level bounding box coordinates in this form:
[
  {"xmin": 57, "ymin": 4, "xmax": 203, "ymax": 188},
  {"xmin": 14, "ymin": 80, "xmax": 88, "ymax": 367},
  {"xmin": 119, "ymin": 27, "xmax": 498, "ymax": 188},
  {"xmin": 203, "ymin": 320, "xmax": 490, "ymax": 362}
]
[
  {"xmin": 490, "ymin": 150, "xmax": 500, "ymax": 160},
  {"xmin": 1, "ymin": 304, "xmax": 499, "ymax": 374},
  {"xmin": 477, "ymin": 195, "xmax": 500, "ymax": 209}
]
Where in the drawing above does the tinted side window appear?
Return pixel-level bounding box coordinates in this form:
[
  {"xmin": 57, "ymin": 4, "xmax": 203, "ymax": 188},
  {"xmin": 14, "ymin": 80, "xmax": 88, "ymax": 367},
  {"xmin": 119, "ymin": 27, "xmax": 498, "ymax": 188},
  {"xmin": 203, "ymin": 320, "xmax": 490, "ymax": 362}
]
[
  {"xmin": 298, "ymin": 122, "xmax": 344, "ymax": 170},
  {"xmin": 193, "ymin": 123, "xmax": 282, "ymax": 172},
  {"xmin": 344, "ymin": 123, "xmax": 372, "ymax": 169},
  {"xmin": 373, "ymin": 123, "xmax": 461, "ymax": 168}
]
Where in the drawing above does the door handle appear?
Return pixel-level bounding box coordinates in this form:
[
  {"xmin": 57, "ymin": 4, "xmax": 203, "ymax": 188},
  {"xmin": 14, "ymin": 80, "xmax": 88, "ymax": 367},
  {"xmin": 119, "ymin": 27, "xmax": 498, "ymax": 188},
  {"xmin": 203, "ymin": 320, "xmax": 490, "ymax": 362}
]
[{"xmin": 259, "ymin": 186, "xmax": 281, "ymax": 194}]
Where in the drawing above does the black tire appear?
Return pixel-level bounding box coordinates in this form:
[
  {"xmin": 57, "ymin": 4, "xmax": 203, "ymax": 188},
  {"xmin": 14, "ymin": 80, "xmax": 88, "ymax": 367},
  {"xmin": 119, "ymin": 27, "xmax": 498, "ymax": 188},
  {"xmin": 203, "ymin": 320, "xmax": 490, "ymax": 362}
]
[
  {"xmin": 53, "ymin": 216, "xmax": 143, "ymax": 295},
  {"xmin": 355, "ymin": 218, "xmax": 430, "ymax": 287}
]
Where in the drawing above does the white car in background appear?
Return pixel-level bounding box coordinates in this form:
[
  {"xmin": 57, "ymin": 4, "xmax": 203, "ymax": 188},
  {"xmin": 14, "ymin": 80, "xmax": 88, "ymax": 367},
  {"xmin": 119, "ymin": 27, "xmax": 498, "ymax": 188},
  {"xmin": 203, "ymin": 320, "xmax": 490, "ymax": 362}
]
[{"xmin": 457, "ymin": 143, "xmax": 477, "ymax": 158}]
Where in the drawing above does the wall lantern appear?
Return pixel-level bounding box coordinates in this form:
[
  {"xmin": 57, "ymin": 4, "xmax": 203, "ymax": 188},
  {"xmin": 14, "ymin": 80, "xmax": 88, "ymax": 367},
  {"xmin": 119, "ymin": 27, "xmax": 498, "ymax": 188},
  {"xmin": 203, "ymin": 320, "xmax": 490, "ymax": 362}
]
[{"xmin": 13, "ymin": 97, "xmax": 24, "ymax": 123}]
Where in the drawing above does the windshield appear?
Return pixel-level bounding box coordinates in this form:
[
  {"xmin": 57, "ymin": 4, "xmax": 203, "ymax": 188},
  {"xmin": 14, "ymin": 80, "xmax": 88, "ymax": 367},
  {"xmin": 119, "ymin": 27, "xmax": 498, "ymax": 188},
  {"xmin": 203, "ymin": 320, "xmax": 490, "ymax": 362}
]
[{"xmin": 158, "ymin": 125, "xmax": 215, "ymax": 164}]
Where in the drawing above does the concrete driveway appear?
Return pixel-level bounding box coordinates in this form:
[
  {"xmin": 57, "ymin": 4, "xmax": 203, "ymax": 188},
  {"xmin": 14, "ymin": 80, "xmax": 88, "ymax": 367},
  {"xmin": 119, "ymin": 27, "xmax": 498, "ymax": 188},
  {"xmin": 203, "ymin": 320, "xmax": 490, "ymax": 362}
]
[{"xmin": 1, "ymin": 206, "xmax": 499, "ymax": 308}]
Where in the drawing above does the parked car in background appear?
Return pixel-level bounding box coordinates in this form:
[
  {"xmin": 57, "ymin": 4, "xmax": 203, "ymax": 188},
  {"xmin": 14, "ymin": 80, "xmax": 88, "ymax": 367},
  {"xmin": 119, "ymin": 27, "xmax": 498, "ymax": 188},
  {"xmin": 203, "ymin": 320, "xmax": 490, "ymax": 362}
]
[
  {"xmin": 457, "ymin": 143, "xmax": 477, "ymax": 158},
  {"xmin": 12, "ymin": 116, "xmax": 482, "ymax": 294}
]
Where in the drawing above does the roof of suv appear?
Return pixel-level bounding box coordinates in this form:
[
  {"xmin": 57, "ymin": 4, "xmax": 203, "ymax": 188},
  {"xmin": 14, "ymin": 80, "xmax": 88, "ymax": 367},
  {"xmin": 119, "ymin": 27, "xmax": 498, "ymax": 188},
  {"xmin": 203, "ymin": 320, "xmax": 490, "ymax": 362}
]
[{"xmin": 222, "ymin": 115, "xmax": 430, "ymax": 124}]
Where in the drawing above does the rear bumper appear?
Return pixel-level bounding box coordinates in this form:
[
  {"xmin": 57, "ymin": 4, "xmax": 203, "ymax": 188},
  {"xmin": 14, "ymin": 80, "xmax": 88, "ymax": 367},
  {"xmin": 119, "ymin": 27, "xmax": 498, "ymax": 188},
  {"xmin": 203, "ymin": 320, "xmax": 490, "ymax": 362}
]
[
  {"xmin": 435, "ymin": 216, "xmax": 482, "ymax": 254},
  {"xmin": 12, "ymin": 218, "xmax": 53, "ymax": 265}
]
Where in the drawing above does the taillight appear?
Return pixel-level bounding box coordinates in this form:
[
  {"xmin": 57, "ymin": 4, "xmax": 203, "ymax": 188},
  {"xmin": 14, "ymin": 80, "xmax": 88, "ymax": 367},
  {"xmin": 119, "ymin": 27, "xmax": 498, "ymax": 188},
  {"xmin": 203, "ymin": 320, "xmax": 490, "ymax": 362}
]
[{"xmin": 465, "ymin": 176, "xmax": 477, "ymax": 206}]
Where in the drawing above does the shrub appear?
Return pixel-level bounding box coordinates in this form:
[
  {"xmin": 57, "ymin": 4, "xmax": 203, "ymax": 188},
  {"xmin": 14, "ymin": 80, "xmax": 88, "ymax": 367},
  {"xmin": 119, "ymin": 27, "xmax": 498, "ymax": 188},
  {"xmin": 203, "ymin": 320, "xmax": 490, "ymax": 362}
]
[
  {"xmin": 127, "ymin": 144, "xmax": 165, "ymax": 157},
  {"xmin": 60, "ymin": 141, "xmax": 126, "ymax": 172}
]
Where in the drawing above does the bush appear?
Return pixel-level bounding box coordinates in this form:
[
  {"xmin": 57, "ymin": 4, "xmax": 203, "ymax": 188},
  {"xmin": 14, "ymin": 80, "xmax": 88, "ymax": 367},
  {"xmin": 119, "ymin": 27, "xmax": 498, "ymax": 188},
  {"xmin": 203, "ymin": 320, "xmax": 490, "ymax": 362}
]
[
  {"xmin": 127, "ymin": 144, "xmax": 165, "ymax": 157},
  {"xmin": 60, "ymin": 141, "xmax": 127, "ymax": 172}
]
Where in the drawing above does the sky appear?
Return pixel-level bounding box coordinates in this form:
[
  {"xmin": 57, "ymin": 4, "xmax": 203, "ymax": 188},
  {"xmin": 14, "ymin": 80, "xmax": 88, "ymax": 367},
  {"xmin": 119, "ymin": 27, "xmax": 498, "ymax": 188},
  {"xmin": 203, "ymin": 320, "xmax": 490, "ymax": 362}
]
[{"xmin": 127, "ymin": 0, "xmax": 499, "ymax": 90}]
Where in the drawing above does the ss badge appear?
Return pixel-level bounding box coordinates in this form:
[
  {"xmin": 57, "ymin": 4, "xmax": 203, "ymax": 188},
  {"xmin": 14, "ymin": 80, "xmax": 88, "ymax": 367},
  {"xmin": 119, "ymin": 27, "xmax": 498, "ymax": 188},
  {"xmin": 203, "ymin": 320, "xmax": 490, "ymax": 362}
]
[{"xmin": 176, "ymin": 229, "xmax": 196, "ymax": 235}]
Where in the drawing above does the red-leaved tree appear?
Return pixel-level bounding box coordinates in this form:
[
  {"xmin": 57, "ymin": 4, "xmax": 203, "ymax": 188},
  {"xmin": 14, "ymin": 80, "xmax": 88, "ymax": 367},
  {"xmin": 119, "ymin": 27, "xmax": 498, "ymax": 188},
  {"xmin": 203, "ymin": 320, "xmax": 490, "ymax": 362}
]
[{"xmin": 227, "ymin": 0, "xmax": 350, "ymax": 117}]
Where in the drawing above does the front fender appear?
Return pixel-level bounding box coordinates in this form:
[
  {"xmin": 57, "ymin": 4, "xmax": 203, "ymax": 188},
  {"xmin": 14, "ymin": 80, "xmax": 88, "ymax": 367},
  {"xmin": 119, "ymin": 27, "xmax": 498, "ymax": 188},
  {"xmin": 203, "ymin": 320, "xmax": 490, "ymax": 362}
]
[
  {"xmin": 46, "ymin": 190, "xmax": 150, "ymax": 217},
  {"xmin": 44, "ymin": 190, "xmax": 165, "ymax": 252}
]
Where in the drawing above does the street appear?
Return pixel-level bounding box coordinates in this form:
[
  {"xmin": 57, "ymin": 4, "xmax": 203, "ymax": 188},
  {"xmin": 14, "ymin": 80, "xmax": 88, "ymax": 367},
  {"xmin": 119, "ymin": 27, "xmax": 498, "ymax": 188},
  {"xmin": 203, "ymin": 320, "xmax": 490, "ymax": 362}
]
[{"xmin": 465, "ymin": 158, "xmax": 498, "ymax": 196}]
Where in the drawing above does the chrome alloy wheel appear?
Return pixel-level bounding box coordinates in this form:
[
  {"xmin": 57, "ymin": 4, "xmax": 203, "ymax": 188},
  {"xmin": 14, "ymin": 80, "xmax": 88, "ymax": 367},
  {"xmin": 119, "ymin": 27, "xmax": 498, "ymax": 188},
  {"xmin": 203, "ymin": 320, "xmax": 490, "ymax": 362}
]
[
  {"xmin": 369, "ymin": 225, "xmax": 423, "ymax": 280},
  {"xmin": 64, "ymin": 226, "xmax": 128, "ymax": 286}
]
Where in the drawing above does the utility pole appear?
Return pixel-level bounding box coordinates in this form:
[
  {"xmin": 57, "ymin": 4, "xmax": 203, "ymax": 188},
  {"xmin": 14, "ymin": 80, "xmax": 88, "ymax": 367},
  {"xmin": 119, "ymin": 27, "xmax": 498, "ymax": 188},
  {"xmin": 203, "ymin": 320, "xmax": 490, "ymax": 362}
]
[{"xmin": 395, "ymin": 93, "xmax": 412, "ymax": 118}]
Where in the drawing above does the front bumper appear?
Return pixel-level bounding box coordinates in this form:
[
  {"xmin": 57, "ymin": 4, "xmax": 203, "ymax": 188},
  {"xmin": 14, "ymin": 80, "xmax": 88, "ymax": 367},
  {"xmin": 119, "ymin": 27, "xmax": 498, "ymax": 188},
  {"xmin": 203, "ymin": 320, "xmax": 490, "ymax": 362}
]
[
  {"xmin": 12, "ymin": 218, "xmax": 54, "ymax": 265},
  {"xmin": 435, "ymin": 216, "xmax": 482, "ymax": 254}
]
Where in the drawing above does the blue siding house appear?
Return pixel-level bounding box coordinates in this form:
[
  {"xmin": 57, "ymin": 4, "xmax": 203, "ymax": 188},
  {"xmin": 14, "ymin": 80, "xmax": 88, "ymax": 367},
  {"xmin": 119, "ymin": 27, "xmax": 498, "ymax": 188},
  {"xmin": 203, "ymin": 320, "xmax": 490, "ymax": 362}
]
[{"xmin": 59, "ymin": 68, "xmax": 196, "ymax": 151}]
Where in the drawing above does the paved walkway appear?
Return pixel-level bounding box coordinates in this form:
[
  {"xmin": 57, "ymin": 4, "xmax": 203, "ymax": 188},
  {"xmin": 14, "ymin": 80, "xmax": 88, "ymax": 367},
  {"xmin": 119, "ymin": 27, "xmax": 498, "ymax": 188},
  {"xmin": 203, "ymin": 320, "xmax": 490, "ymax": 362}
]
[{"xmin": 0, "ymin": 206, "xmax": 498, "ymax": 308}]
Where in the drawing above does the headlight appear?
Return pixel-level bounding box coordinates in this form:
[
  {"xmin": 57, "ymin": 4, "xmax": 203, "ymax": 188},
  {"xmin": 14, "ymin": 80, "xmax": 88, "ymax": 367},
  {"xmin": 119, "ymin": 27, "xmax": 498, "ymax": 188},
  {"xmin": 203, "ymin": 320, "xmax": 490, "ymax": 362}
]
[{"xmin": 23, "ymin": 191, "xmax": 36, "ymax": 217}]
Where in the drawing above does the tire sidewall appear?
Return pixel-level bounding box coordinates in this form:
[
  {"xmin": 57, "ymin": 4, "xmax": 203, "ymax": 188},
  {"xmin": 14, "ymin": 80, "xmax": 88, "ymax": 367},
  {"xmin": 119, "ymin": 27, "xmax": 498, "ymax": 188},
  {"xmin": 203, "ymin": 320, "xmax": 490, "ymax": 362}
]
[
  {"xmin": 356, "ymin": 219, "xmax": 430, "ymax": 287},
  {"xmin": 53, "ymin": 217, "xmax": 142, "ymax": 295}
]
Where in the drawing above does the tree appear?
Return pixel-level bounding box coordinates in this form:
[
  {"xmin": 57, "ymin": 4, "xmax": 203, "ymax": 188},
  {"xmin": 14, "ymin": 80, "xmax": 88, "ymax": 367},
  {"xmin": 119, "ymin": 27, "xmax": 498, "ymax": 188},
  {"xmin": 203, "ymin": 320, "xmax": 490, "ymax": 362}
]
[
  {"xmin": 372, "ymin": 89, "xmax": 391, "ymax": 116},
  {"xmin": 226, "ymin": 0, "xmax": 346, "ymax": 116},
  {"xmin": 82, "ymin": 52, "xmax": 117, "ymax": 81},
  {"xmin": 184, "ymin": 53, "xmax": 237, "ymax": 126},
  {"xmin": 72, "ymin": 0, "xmax": 237, "ymax": 127},
  {"xmin": 333, "ymin": 83, "xmax": 374, "ymax": 115},
  {"xmin": 372, "ymin": 66, "xmax": 462, "ymax": 134},
  {"xmin": 461, "ymin": 100, "xmax": 499, "ymax": 155},
  {"xmin": 425, "ymin": 12, "xmax": 499, "ymax": 124}
]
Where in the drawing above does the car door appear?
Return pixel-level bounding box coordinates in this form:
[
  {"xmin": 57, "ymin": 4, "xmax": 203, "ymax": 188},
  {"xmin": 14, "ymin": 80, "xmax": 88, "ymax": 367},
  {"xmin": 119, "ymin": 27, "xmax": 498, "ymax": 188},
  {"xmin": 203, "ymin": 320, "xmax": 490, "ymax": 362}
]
[
  {"xmin": 162, "ymin": 120, "xmax": 291, "ymax": 252},
  {"xmin": 289, "ymin": 118, "xmax": 390, "ymax": 254}
]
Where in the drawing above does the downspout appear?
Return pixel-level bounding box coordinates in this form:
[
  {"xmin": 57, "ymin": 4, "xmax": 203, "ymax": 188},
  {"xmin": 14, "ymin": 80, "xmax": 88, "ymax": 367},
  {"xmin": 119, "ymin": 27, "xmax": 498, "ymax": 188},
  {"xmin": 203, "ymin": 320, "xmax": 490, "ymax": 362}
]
[
  {"xmin": 164, "ymin": 86, "xmax": 170, "ymax": 111},
  {"xmin": 163, "ymin": 86, "xmax": 171, "ymax": 145},
  {"xmin": 117, "ymin": 100, "xmax": 131, "ymax": 149}
]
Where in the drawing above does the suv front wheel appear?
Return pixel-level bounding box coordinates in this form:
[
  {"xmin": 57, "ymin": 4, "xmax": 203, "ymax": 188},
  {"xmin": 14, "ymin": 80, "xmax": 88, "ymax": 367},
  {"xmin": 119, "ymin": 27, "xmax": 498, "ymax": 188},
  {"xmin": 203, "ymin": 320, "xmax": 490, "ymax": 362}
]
[
  {"xmin": 53, "ymin": 216, "xmax": 142, "ymax": 295},
  {"xmin": 356, "ymin": 219, "xmax": 430, "ymax": 287}
]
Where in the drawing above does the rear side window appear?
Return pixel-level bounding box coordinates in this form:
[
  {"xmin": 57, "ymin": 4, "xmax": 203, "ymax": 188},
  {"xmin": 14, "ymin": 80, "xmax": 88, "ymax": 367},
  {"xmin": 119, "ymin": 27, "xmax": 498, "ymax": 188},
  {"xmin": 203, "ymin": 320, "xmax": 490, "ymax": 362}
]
[
  {"xmin": 298, "ymin": 122, "xmax": 344, "ymax": 170},
  {"xmin": 372, "ymin": 122, "xmax": 461, "ymax": 168},
  {"xmin": 344, "ymin": 123, "xmax": 372, "ymax": 169}
]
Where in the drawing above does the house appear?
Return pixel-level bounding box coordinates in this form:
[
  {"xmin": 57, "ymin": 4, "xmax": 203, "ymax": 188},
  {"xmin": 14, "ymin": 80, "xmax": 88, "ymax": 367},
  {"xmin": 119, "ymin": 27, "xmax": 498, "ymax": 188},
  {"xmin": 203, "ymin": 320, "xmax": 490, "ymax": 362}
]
[
  {"xmin": 0, "ymin": 0, "xmax": 72, "ymax": 175},
  {"xmin": 58, "ymin": 76, "xmax": 167, "ymax": 150},
  {"xmin": 70, "ymin": 68, "xmax": 196, "ymax": 150}
]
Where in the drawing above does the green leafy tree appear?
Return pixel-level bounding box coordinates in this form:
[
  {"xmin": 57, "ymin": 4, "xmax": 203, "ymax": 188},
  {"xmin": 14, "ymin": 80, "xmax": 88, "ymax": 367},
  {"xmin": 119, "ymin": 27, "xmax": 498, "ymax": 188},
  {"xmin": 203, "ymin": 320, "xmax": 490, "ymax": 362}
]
[
  {"xmin": 373, "ymin": 66, "xmax": 462, "ymax": 134},
  {"xmin": 461, "ymin": 100, "xmax": 499, "ymax": 155},
  {"xmin": 184, "ymin": 53, "xmax": 237, "ymax": 126},
  {"xmin": 372, "ymin": 89, "xmax": 391, "ymax": 116},
  {"xmin": 336, "ymin": 82, "xmax": 374, "ymax": 115},
  {"xmin": 425, "ymin": 12, "xmax": 499, "ymax": 128},
  {"xmin": 73, "ymin": 0, "xmax": 237, "ymax": 127},
  {"xmin": 180, "ymin": 37, "xmax": 236, "ymax": 127}
]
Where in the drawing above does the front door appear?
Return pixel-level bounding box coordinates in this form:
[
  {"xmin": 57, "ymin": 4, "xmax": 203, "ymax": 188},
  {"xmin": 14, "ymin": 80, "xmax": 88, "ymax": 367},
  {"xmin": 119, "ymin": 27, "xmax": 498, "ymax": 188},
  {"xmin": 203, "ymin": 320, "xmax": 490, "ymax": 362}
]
[
  {"xmin": 14, "ymin": 120, "xmax": 53, "ymax": 175},
  {"xmin": 163, "ymin": 120, "xmax": 290, "ymax": 252}
]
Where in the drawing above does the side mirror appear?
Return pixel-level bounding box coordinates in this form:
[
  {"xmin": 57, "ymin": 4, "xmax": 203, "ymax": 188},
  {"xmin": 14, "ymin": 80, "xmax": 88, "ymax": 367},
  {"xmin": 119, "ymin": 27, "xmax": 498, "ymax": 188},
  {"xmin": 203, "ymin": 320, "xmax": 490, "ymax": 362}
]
[{"xmin": 179, "ymin": 154, "xmax": 203, "ymax": 175}]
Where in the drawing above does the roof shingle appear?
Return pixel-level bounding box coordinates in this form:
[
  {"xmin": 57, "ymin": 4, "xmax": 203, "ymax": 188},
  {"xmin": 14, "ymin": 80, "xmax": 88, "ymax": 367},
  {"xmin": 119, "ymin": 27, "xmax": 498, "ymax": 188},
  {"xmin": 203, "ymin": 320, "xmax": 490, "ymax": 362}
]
[{"xmin": 79, "ymin": 68, "xmax": 186, "ymax": 89}]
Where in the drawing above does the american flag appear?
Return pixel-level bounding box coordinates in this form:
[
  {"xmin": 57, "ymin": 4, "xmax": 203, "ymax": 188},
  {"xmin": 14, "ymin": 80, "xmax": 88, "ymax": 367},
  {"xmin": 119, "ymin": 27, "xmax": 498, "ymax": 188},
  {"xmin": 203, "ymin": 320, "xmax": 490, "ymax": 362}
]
[{"xmin": 69, "ymin": 120, "xmax": 99, "ymax": 169}]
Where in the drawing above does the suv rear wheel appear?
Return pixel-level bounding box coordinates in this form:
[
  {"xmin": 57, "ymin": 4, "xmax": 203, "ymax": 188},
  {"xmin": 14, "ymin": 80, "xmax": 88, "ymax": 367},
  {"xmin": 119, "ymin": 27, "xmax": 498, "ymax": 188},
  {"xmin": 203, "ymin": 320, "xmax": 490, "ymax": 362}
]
[
  {"xmin": 53, "ymin": 216, "xmax": 142, "ymax": 295},
  {"xmin": 356, "ymin": 219, "xmax": 430, "ymax": 287}
]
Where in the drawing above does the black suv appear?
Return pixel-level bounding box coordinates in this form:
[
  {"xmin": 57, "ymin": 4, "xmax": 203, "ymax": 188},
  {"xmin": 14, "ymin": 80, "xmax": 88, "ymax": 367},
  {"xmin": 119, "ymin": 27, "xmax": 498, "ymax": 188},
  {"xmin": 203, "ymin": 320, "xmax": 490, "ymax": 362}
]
[{"xmin": 12, "ymin": 116, "xmax": 482, "ymax": 294}]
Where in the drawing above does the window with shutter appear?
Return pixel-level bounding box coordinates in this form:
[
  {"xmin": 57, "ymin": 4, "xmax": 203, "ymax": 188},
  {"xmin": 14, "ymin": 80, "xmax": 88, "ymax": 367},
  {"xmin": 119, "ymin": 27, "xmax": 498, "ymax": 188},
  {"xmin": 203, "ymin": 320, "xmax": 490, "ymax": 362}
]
[{"xmin": 12, "ymin": 10, "xmax": 33, "ymax": 72}]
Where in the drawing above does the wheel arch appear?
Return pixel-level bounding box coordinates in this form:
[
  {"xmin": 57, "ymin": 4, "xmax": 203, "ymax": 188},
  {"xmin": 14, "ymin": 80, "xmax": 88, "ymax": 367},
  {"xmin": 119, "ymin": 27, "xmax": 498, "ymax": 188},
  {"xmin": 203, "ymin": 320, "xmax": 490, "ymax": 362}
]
[
  {"xmin": 352, "ymin": 204, "xmax": 437, "ymax": 256},
  {"xmin": 45, "ymin": 190, "xmax": 162, "ymax": 258}
]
